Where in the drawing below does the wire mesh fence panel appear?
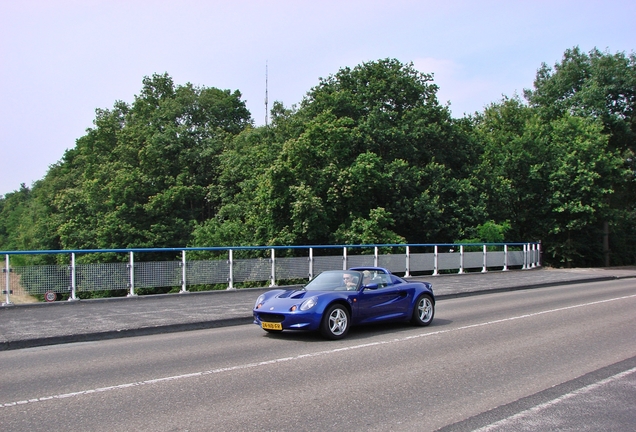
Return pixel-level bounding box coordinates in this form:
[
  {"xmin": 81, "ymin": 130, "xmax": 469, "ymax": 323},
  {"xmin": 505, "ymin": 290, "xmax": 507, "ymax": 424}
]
[
  {"xmin": 377, "ymin": 254, "xmax": 406, "ymax": 273},
  {"xmin": 5, "ymin": 269, "xmax": 33, "ymax": 301},
  {"xmin": 135, "ymin": 261, "xmax": 181, "ymax": 289},
  {"xmin": 275, "ymin": 256, "xmax": 310, "ymax": 280},
  {"xmin": 486, "ymin": 251, "xmax": 505, "ymax": 268},
  {"xmin": 187, "ymin": 260, "xmax": 230, "ymax": 285},
  {"xmin": 463, "ymin": 252, "xmax": 484, "ymax": 269},
  {"xmin": 410, "ymin": 253, "xmax": 435, "ymax": 272},
  {"xmin": 347, "ymin": 254, "xmax": 375, "ymax": 268},
  {"xmin": 313, "ymin": 256, "xmax": 345, "ymax": 274},
  {"xmin": 508, "ymin": 251, "xmax": 525, "ymax": 266},
  {"xmin": 234, "ymin": 258, "xmax": 270, "ymax": 283},
  {"xmin": 76, "ymin": 262, "xmax": 129, "ymax": 292},
  {"xmin": 13, "ymin": 265, "xmax": 71, "ymax": 295},
  {"xmin": 438, "ymin": 253, "xmax": 461, "ymax": 271}
]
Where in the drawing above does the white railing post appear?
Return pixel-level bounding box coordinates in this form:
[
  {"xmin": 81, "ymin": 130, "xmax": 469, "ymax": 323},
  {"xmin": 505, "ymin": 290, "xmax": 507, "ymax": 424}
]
[
  {"xmin": 128, "ymin": 251, "xmax": 136, "ymax": 296},
  {"xmin": 536, "ymin": 242, "xmax": 542, "ymax": 267},
  {"xmin": 433, "ymin": 245, "xmax": 439, "ymax": 276},
  {"xmin": 531, "ymin": 243, "xmax": 537, "ymax": 268},
  {"xmin": 270, "ymin": 248, "xmax": 276, "ymax": 287},
  {"xmin": 180, "ymin": 250, "xmax": 187, "ymax": 293},
  {"xmin": 529, "ymin": 243, "xmax": 533, "ymax": 268},
  {"xmin": 343, "ymin": 247, "xmax": 348, "ymax": 270},
  {"xmin": 3, "ymin": 254, "xmax": 11, "ymax": 306},
  {"xmin": 308, "ymin": 248, "xmax": 314, "ymax": 280},
  {"xmin": 527, "ymin": 243, "xmax": 532, "ymax": 268},
  {"xmin": 522, "ymin": 244, "xmax": 528, "ymax": 269},
  {"xmin": 458, "ymin": 245, "xmax": 465, "ymax": 274},
  {"xmin": 503, "ymin": 244, "xmax": 509, "ymax": 271},
  {"xmin": 374, "ymin": 246, "xmax": 379, "ymax": 267},
  {"xmin": 69, "ymin": 252, "xmax": 77, "ymax": 301},
  {"xmin": 405, "ymin": 246, "xmax": 411, "ymax": 277},
  {"xmin": 228, "ymin": 249, "xmax": 234, "ymax": 290},
  {"xmin": 482, "ymin": 244, "xmax": 488, "ymax": 273}
]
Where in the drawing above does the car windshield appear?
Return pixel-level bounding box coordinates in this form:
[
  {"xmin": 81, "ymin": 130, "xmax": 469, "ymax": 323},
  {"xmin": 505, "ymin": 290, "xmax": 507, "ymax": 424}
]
[{"xmin": 304, "ymin": 270, "xmax": 362, "ymax": 291}]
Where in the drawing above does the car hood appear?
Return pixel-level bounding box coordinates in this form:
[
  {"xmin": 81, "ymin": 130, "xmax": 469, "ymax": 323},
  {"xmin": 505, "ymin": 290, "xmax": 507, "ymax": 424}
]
[
  {"xmin": 258, "ymin": 289, "xmax": 344, "ymax": 310},
  {"xmin": 274, "ymin": 289, "xmax": 310, "ymax": 299}
]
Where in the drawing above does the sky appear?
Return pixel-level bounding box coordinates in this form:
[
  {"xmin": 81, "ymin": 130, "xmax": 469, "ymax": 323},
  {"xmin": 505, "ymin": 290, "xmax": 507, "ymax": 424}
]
[{"xmin": 1, "ymin": 0, "xmax": 634, "ymax": 196}]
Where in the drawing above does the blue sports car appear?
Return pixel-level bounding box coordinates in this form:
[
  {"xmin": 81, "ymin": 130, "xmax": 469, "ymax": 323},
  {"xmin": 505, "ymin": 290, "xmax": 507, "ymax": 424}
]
[{"xmin": 253, "ymin": 267, "xmax": 435, "ymax": 339}]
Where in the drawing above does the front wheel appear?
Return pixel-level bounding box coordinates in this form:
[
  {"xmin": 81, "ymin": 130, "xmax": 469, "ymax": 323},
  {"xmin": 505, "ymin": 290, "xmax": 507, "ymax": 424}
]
[
  {"xmin": 320, "ymin": 304, "xmax": 350, "ymax": 340},
  {"xmin": 412, "ymin": 294, "xmax": 434, "ymax": 326}
]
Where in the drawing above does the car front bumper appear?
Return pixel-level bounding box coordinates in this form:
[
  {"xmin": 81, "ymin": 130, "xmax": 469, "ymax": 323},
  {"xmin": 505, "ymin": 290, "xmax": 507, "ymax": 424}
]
[{"xmin": 253, "ymin": 310, "xmax": 321, "ymax": 331}]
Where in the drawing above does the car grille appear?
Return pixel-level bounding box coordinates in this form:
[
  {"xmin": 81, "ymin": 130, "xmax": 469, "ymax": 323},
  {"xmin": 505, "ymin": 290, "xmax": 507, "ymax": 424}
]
[{"xmin": 256, "ymin": 312, "xmax": 285, "ymax": 323}]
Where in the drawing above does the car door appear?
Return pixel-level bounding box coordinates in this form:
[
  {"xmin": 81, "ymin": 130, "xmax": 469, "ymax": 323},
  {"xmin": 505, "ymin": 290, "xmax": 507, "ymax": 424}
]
[{"xmin": 357, "ymin": 275, "xmax": 410, "ymax": 322}]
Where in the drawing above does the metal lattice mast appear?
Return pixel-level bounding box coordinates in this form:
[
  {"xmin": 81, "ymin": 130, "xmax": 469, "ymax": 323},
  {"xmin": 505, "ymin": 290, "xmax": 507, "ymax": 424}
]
[{"xmin": 265, "ymin": 61, "xmax": 269, "ymax": 127}]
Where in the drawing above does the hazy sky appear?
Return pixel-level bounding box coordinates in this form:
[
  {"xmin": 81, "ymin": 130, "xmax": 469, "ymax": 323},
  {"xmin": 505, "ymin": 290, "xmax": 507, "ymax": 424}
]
[{"xmin": 1, "ymin": 0, "xmax": 634, "ymax": 195}]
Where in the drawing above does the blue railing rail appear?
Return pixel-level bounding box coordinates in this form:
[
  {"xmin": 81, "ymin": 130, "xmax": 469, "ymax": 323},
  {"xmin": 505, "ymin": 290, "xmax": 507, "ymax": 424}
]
[{"xmin": 2, "ymin": 242, "xmax": 541, "ymax": 305}]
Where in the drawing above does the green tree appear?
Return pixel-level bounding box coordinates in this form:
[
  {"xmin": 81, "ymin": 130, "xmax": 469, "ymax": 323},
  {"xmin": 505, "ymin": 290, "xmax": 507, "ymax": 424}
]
[
  {"xmin": 32, "ymin": 73, "xmax": 251, "ymax": 254},
  {"xmin": 476, "ymin": 96, "xmax": 626, "ymax": 266},
  {"xmin": 457, "ymin": 220, "xmax": 511, "ymax": 244},
  {"xmin": 538, "ymin": 114, "xmax": 625, "ymax": 266},
  {"xmin": 474, "ymin": 97, "xmax": 540, "ymax": 241},
  {"xmin": 0, "ymin": 184, "xmax": 32, "ymax": 251},
  {"xmin": 249, "ymin": 59, "xmax": 483, "ymax": 245},
  {"xmin": 192, "ymin": 125, "xmax": 284, "ymax": 247},
  {"xmin": 525, "ymin": 47, "xmax": 636, "ymax": 152},
  {"xmin": 525, "ymin": 47, "xmax": 636, "ymax": 264}
]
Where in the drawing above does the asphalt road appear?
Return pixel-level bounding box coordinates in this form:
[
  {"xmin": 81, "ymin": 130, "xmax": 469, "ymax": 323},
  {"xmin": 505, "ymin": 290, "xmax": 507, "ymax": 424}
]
[{"xmin": 1, "ymin": 279, "xmax": 635, "ymax": 431}]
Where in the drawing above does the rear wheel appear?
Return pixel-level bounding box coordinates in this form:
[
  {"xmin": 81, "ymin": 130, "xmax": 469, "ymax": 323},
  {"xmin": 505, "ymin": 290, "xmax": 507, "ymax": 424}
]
[
  {"xmin": 412, "ymin": 294, "xmax": 434, "ymax": 326},
  {"xmin": 320, "ymin": 304, "xmax": 350, "ymax": 340}
]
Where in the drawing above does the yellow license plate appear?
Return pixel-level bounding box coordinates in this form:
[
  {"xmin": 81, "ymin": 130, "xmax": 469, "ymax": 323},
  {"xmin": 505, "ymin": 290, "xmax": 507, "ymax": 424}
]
[{"xmin": 262, "ymin": 322, "xmax": 282, "ymax": 330}]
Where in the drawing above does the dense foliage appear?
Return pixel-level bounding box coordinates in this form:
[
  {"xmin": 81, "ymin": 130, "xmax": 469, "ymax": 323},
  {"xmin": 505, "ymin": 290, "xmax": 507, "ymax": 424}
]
[{"xmin": 1, "ymin": 48, "xmax": 635, "ymax": 268}]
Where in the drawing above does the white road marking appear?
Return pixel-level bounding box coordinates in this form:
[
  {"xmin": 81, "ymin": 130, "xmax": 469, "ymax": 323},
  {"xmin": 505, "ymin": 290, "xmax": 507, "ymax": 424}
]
[
  {"xmin": 2, "ymin": 293, "xmax": 635, "ymax": 408},
  {"xmin": 472, "ymin": 366, "xmax": 636, "ymax": 432}
]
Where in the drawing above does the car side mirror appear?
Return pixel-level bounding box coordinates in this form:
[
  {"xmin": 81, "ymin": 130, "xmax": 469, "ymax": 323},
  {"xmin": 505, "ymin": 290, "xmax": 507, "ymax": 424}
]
[{"xmin": 363, "ymin": 283, "xmax": 380, "ymax": 290}]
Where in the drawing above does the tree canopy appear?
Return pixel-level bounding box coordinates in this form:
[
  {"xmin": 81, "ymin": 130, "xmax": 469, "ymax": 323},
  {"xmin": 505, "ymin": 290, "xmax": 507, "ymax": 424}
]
[
  {"xmin": 192, "ymin": 59, "xmax": 483, "ymax": 247},
  {"xmin": 1, "ymin": 48, "xmax": 635, "ymax": 268}
]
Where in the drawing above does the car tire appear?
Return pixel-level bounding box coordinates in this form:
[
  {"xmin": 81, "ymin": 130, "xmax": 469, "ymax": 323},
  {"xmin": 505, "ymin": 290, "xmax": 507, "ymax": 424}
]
[
  {"xmin": 320, "ymin": 304, "xmax": 350, "ymax": 340},
  {"xmin": 412, "ymin": 294, "xmax": 434, "ymax": 326}
]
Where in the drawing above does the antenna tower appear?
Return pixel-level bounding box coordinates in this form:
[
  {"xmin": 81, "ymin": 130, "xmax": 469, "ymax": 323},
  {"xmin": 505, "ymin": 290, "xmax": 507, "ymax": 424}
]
[{"xmin": 265, "ymin": 61, "xmax": 269, "ymax": 127}]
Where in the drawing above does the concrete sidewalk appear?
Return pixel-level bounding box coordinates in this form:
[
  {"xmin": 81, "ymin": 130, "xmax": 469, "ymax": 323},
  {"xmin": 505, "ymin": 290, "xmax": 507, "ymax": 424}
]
[{"xmin": 1, "ymin": 267, "xmax": 635, "ymax": 351}]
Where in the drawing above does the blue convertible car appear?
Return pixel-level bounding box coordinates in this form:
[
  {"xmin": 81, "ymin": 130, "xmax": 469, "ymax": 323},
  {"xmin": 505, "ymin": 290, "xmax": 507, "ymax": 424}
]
[{"xmin": 253, "ymin": 267, "xmax": 434, "ymax": 340}]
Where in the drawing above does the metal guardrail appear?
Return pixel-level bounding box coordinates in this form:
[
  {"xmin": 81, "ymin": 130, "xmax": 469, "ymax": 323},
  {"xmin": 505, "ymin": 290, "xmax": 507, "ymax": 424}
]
[{"xmin": 2, "ymin": 242, "xmax": 541, "ymax": 305}]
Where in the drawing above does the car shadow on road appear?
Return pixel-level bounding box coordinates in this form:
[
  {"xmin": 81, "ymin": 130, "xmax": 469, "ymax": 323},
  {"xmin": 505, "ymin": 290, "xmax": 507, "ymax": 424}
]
[{"xmin": 259, "ymin": 318, "xmax": 454, "ymax": 343}]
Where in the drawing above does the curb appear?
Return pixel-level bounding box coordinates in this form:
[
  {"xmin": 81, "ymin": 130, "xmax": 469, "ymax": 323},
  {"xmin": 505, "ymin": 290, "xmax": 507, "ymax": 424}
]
[
  {"xmin": 434, "ymin": 275, "xmax": 620, "ymax": 300},
  {"xmin": 0, "ymin": 316, "xmax": 254, "ymax": 351}
]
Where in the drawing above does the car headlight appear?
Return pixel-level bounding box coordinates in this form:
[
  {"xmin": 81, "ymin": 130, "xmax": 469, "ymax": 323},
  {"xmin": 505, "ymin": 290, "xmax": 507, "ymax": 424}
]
[
  {"xmin": 300, "ymin": 296, "xmax": 317, "ymax": 311},
  {"xmin": 255, "ymin": 294, "xmax": 265, "ymax": 309}
]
